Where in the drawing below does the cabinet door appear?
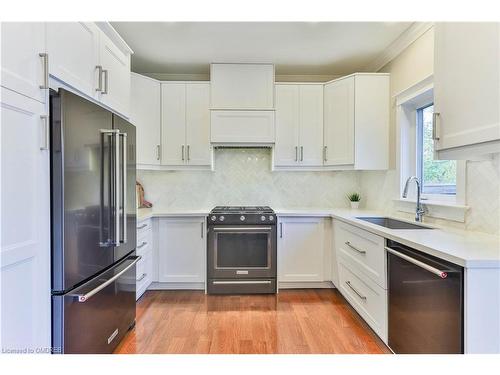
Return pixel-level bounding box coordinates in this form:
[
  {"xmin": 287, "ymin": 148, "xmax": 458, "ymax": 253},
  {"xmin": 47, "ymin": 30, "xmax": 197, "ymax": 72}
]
[
  {"xmin": 434, "ymin": 23, "xmax": 500, "ymax": 152},
  {"xmin": 46, "ymin": 22, "xmax": 100, "ymax": 99},
  {"xmin": 130, "ymin": 73, "xmax": 161, "ymax": 165},
  {"xmin": 210, "ymin": 63, "xmax": 274, "ymax": 109},
  {"xmin": 185, "ymin": 83, "xmax": 211, "ymax": 166},
  {"xmin": 161, "ymin": 83, "xmax": 186, "ymax": 165},
  {"xmin": 299, "ymin": 85, "xmax": 324, "ymax": 166},
  {"xmin": 274, "ymin": 84, "xmax": 299, "ymax": 166},
  {"xmin": 278, "ymin": 217, "xmax": 325, "ymax": 282},
  {"xmin": 323, "ymin": 77, "xmax": 355, "ymax": 166},
  {"xmin": 98, "ymin": 32, "xmax": 131, "ymax": 117},
  {"xmin": 1, "ymin": 22, "xmax": 46, "ymax": 103},
  {"xmin": 158, "ymin": 218, "xmax": 205, "ymax": 283},
  {"xmin": 1, "ymin": 88, "xmax": 51, "ymax": 351}
]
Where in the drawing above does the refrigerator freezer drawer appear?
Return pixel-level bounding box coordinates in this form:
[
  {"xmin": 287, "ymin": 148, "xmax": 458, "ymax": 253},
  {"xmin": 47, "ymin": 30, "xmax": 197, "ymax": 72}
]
[{"xmin": 52, "ymin": 255, "xmax": 139, "ymax": 354}]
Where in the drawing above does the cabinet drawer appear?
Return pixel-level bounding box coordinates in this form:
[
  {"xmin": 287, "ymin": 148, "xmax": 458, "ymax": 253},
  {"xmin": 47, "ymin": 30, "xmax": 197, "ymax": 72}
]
[
  {"xmin": 338, "ymin": 259, "xmax": 388, "ymax": 342},
  {"xmin": 334, "ymin": 221, "xmax": 386, "ymax": 288},
  {"xmin": 136, "ymin": 230, "xmax": 152, "ymax": 258},
  {"xmin": 136, "ymin": 248, "xmax": 152, "ymax": 300},
  {"xmin": 137, "ymin": 218, "xmax": 152, "ymax": 236}
]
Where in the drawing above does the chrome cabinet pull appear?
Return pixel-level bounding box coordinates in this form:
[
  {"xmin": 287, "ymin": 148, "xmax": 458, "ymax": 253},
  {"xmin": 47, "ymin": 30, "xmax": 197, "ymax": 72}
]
[
  {"xmin": 187, "ymin": 145, "xmax": 190, "ymax": 161},
  {"xmin": 136, "ymin": 273, "xmax": 147, "ymax": 282},
  {"xmin": 201, "ymin": 222, "xmax": 204, "ymax": 238},
  {"xmin": 137, "ymin": 241, "xmax": 147, "ymax": 249},
  {"xmin": 295, "ymin": 146, "xmax": 298, "ymax": 162},
  {"xmin": 40, "ymin": 115, "xmax": 49, "ymax": 150},
  {"xmin": 39, "ymin": 53, "xmax": 49, "ymax": 89},
  {"xmin": 70, "ymin": 256, "xmax": 141, "ymax": 302},
  {"xmin": 346, "ymin": 281, "xmax": 367, "ymax": 300},
  {"xmin": 181, "ymin": 145, "xmax": 185, "ymax": 161},
  {"xmin": 345, "ymin": 241, "xmax": 366, "ymax": 254},
  {"xmin": 95, "ymin": 65, "xmax": 103, "ymax": 92},
  {"xmin": 102, "ymin": 69, "xmax": 109, "ymax": 94},
  {"xmin": 137, "ymin": 223, "xmax": 147, "ymax": 230},
  {"xmin": 432, "ymin": 112, "xmax": 440, "ymax": 141},
  {"xmin": 324, "ymin": 146, "xmax": 328, "ymax": 162},
  {"xmin": 280, "ymin": 222, "xmax": 283, "ymax": 238},
  {"xmin": 386, "ymin": 247, "xmax": 449, "ymax": 279},
  {"xmin": 300, "ymin": 146, "xmax": 304, "ymax": 161},
  {"xmin": 156, "ymin": 145, "xmax": 161, "ymax": 160}
]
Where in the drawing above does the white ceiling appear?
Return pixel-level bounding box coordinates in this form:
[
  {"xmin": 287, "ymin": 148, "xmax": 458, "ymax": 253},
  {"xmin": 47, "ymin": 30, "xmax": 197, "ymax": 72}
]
[{"xmin": 112, "ymin": 22, "xmax": 413, "ymax": 76}]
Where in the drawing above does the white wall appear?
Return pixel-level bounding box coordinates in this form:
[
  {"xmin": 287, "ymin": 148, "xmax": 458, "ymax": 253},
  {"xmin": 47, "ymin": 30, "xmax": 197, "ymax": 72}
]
[
  {"xmin": 137, "ymin": 148, "xmax": 360, "ymax": 211},
  {"xmin": 360, "ymin": 26, "xmax": 500, "ymax": 235}
]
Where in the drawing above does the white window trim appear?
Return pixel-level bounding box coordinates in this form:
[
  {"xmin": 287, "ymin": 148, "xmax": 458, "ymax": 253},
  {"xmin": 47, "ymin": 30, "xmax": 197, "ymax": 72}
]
[{"xmin": 394, "ymin": 75, "xmax": 469, "ymax": 222}]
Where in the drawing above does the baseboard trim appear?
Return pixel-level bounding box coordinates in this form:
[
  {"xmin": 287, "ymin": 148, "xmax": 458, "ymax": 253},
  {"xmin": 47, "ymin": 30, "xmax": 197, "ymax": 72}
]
[
  {"xmin": 278, "ymin": 281, "xmax": 336, "ymax": 289},
  {"xmin": 148, "ymin": 282, "xmax": 205, "ymax": 290}
]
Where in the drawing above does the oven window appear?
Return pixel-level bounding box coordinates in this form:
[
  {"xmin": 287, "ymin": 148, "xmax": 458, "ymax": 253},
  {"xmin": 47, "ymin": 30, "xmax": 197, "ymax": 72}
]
[{"xmin": 216, "ymin": 233, "xmax": 269, "ymax": 268}]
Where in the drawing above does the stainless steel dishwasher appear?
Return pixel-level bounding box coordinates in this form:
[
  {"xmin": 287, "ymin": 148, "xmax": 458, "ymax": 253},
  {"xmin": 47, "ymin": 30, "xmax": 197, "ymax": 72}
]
[{"xmin": 386, "ymin": 240, "xmax": 464, "ymax": 354}]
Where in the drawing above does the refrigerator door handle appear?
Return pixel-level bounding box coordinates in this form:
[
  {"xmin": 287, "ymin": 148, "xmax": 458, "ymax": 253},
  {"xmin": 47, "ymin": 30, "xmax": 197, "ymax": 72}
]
[
  {"xmin": 120, "ymin": 132, "xmax": 128, "ymax": 244},
  {"xmin": 68, "ymin": 256, "xmax": 141, "ymax": 303},
  {"xmin": 113, "ymin": 130, "xmax": 120, "ymax": 246}
]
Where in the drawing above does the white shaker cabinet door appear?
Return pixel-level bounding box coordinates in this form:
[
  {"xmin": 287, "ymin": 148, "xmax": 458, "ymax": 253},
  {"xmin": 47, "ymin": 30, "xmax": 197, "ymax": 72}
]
[
  {"xmin": 185, "ymin": 83, "xmax": 211, "ymax": 166},
  {"xmin": 161, "ymin": 83, "xmax": 187, "ymax": 165},
  {"xmin": 278, "ymin": 217, "xmax": 325, "ymax": 282},
  {"xmin": 130, "ymin": 73, "xmax": 161, "ymax": 166},
  {"xmin": 1, "ymin": 88, "xmax": 51, "ymax": 352},
  {"xmin": 274, "ymin": 84, "xmax": 299, "ymax": 166},
  {"xmin": 298, "ymin": 84, "xmax": 324, "ymax": 166},
  {"xmin": 1, "ymin": 22, "xmax": 46, "ymax": 103},
  {"xmin": 434, "ymin": 22, "xmax": 500, "ymax": 155},
  {"xmin": 98, "ymin": 31, "xmax": 131, "ymax": 117},
  {"xmin": 46, "ymin": 22, "xmax": 100, "ymax": 99},
  {"xmin": 158, "ymin": 218, "xmax": 205, "ymax": 283},
  {"xmin": 323, "ymin": 76, "xmax": 355, "ymax": 166}
]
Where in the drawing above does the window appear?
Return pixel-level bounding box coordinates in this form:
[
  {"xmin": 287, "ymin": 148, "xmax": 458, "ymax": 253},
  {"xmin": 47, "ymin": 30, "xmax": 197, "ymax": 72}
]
[{"xmin": 416, "ymin": 104, "xmax": 457, "ymax": 196}]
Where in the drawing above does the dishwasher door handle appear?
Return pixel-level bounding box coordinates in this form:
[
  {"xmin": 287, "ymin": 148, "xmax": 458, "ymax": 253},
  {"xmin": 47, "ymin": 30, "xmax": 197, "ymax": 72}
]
[{"xmin": 385, "ymin": 247, "xmax": 448, "ymax": 279}]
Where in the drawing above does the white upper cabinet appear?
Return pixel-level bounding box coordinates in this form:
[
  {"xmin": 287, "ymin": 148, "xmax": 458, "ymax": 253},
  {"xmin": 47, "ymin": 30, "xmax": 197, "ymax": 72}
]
[
  {"xmin": 274, "ymin": 84, "xmax": 324, "ymax": 167},
  {"xmin": 185, "ymin": 83, "xmax": 211, "ymax": 165},
  {"xmin": 46, "ymin": 22, "xmax": 101, "ymax": 99},
  {"xmin": 434, "ymin": 23, "xmax": 500, "ymax": 158},
  {"xmin": 323, "ymin": 76, "xmax": 355, "ymax": 166},
  {"xmin": 161, "ymin": 82, "xmax": 211, "ymax": 167},
  {"xmin": 97, "ymin": 31, "xmax": 131, "ymax": 118},
  {"xmin": 210, "ymin": 63, "xmax": 274, "ymax": 109},
  {"xmin": 323, "ymin": 73, "xmax": 389, "ymax": 170},
  {"xmin": 1, "ymin": 22, "xmax": 47, "ymax": 103},
  {"xmin": 130, "ymin": 73, "xmax": 161, "ymax": 166}
]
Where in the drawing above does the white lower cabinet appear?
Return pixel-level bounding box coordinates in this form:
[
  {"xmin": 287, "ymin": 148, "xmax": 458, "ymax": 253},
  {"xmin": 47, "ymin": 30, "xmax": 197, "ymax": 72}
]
[
  {"xmin": 158, "ymin": 217, "xmax": 206, "ymax": 284},
  {"xmin": 333, "ymin": 220, "xmax": 388, "ymax": 343},
  {"xmin": 1, "ymin": 88, "xmax": 51, "ymax": 351},
  {"xmin": 338, "ymin": 260, "xmax": 388, "ymax": 342},
  {"xmin": 136, "ymin": 218, "xmax": 153, "ymax": 300},
  {"xmin": 278, "ymin": 217, "xmax": 329, "ymax": 283}
]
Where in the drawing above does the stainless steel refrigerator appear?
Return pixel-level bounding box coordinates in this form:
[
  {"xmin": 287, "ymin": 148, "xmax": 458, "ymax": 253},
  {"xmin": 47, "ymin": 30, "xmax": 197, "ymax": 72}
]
[{"xmin": 50, "ymin": 89, "xmax": 138, "ymax": 354}]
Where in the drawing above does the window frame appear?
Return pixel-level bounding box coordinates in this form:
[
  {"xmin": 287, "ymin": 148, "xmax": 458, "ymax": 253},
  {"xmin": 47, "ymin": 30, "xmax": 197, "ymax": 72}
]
[{"xmin": 396, "ymin": 82, "xmax": 466, "ymax": 207}]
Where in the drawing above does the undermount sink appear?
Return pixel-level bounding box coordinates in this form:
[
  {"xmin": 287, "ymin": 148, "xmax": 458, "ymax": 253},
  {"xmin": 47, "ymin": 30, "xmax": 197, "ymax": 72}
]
[{"xmin": 355, "ymin": 217, "xmax": 433, "ymax": 230}]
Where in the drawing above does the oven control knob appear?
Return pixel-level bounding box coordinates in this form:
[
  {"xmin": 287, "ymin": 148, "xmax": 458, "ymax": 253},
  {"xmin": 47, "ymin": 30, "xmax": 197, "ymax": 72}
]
[
  {"xmin": 219, "ymin": 216, "xmax": 225, "ymax": 222},
  {"xmin": 211, "ymin": 215, "xmax": 217, "ymax": 221},
  {"xmin": 240, "ymin": 215, "xmax": 245, "ymax": 221},
  {"xmin": 269, "ymin": 216, "xmax": 274, "ymax": 221},
  {"xmin": 261, "ymin": 215, "xmax": 266, "ymax": 221}
]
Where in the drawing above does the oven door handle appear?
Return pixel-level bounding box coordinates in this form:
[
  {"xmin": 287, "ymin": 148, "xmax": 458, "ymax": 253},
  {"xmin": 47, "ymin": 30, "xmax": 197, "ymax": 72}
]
[{"xmin": 213, "ymin": 226, "xmax": 273, "ymax": 232}]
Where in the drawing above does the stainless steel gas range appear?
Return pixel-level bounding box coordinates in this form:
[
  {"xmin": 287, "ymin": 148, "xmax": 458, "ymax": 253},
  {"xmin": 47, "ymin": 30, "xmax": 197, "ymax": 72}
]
[{"xmin": 207, "ymin": 206, "xmax": 277, "ymax": 294}]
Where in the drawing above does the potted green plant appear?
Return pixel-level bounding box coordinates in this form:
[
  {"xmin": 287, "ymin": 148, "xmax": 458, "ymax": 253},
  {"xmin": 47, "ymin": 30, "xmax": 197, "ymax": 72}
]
[{"xmin": 347, "ymin": 192, "xmax": 361, "ymax": 209}]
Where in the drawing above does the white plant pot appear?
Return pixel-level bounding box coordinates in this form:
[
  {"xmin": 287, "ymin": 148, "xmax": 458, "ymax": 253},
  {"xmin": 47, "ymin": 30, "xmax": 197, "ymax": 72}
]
[{"xmin": 350, "ymin": 201, "xmax": 360, "ymax": 209}]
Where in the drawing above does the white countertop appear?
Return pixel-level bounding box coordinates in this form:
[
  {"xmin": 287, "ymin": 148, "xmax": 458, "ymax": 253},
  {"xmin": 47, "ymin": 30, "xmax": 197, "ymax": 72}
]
[{"xmin": 137, "ymin": 207, "xmax": 500, "ymax": 268}]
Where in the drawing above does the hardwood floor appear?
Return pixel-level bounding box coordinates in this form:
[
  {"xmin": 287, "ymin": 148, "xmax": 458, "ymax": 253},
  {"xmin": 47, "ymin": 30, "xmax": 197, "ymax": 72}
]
[{"xmin": 115, "ymin": 289, "xmax": 391, "ymax": 354}]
